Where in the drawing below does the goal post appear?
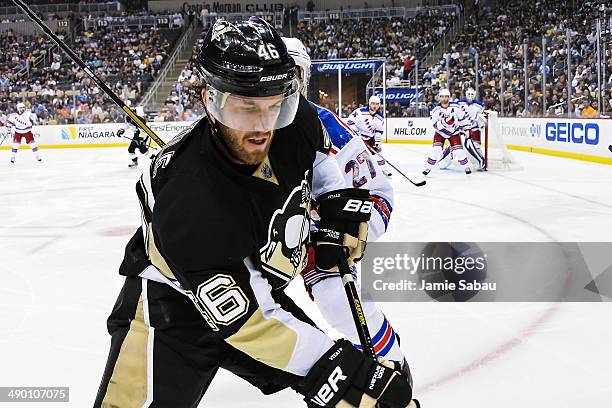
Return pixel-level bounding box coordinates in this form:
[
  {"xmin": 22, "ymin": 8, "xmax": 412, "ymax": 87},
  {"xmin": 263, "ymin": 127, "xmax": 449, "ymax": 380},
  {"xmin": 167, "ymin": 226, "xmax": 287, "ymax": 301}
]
[
  {"xmin": 308, "ymin": 58, "xmax": 385, "ymax": 119},
  {"xmin": 483, "ymin": 110, "xmax": 522, "ymax": 171}
]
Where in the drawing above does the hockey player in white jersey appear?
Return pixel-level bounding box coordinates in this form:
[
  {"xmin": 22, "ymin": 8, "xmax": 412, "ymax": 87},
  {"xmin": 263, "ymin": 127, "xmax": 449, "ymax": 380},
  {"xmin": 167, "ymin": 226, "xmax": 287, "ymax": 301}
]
[
  {"xmin": 0, "ymin": 112, "xmax": 8, "ymax": 144},
  {"xmin": 283, "ymin": 37, "xmax": 410, "ymax": 372},
  {"xmin": 347, "ymin": 95, "xmax": 393, "ymax": 177},
  {"xmin": 439, "ymin": 88, "xmax": 485, "ymax": 170},
  {"xmin": 423, "ymin": 88, "xmax": 471, "ymax": 175},
  {"xmin": 7, "ymin": 102, "xmax": 41, "ymax": 163}
]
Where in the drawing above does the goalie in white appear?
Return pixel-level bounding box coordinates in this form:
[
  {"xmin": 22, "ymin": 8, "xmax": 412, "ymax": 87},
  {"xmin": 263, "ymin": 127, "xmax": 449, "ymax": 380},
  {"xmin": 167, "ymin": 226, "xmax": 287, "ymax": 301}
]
[
  {"xmin": 438, "ymin": 87, "xmax": 485, "ymax": 170},
  {"xmin": 423, "ymin": 88, "xmax": 472, "ymax": 175}
]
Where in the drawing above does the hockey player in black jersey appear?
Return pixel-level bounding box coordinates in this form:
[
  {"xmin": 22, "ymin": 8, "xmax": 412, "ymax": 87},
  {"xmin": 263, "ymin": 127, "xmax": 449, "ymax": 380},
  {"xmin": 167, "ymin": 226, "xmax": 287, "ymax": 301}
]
[
  {"xmin": 95, "ymin": 17, "xmax": 414, "ymax": 408},
  {"xmin": 117, "ymin": 107, "xmax": 152, "ymax": 168}
]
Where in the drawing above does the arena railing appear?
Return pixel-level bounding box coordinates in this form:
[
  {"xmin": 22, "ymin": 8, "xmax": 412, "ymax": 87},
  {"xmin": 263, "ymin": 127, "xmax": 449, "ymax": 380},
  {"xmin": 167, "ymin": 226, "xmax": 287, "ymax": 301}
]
[
  {"xmin": 298, "ymin": 7, "xmax": 405, "ymax": 21},
  {"xmin": 83, "ymin": 14, "xmax": 186, "ymax": 30},
  {"xmin": 139, "ymin": 17, "xmax": 197, "ymax": 112},
  {"xmin": 200, "ymin": 11, "xmax": 283, "ymax": 29}
]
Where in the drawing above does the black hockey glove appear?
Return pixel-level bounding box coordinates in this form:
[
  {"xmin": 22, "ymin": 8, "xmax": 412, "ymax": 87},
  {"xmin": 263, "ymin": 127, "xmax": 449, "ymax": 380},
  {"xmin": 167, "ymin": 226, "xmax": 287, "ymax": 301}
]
[
  {"xmin": 300, "ymin": 340, "xmax": 413, "ymax": 408},
  {"xmin": 312, "ymin": 188, "xmax": 372, "ymax": 273}
]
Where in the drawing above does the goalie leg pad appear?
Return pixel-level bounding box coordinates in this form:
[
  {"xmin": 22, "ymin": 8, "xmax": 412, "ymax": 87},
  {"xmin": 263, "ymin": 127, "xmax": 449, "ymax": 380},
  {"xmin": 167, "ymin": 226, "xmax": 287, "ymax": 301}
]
[{"xmin": 463, "ymin": 136, "xmax": 485, "ymax": 169}]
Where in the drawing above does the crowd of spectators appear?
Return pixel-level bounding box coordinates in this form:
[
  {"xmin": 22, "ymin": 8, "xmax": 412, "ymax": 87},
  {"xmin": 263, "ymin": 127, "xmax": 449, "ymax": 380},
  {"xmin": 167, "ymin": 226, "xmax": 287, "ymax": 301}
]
[
  {"xmin": 0, "ymin": 20, "xmax": 180, "ymax": 124},
  {"xmin": 2, "ymin": 0, "xmax": 610, "ymax": 122},
  {"xmin": 416, "ymin": 0, "xmax": 611, "ymax": 117},
  {"xmin": 165, "ymin": 8, "xmax": 459, "ymax": 119},
  {"xmin": 296, "ymin": 8, "xmax": 457, "ymax": 84}
]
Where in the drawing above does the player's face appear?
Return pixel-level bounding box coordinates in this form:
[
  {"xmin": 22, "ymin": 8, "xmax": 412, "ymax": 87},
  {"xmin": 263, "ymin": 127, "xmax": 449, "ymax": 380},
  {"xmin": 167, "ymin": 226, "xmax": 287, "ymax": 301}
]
[
  {"xmin": 440, "ymin": 95, "xmax": 450, "ymax": 106},
  {"xmin": 17, "ymin": 107, "xmax": 24, "ymax": 114},
  {"xmin": 202, "ymin": 89, "xmax": 285, "ymax": 164},
  {"xmin": 221, "ymin": 94, "xmax": 283, "ymax": 132},
  {"xmin": 201, "ymin": 84, "xmax": 302, "ymax": 165},
  {"xmin": 369, "ymin": 102, "xmax": 380, "ymax": 114},
  {"xmin": 217, "ymin": 122, "xmax": 275, "ymax": 165},
  {"xmin": 220, "ymin": 95, "xmax": 280, "ymax": 165}
]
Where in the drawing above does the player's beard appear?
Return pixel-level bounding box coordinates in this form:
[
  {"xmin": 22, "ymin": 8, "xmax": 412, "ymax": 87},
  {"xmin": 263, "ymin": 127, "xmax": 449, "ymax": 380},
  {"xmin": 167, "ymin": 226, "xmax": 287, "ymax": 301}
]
[{"xmin": 216, "ymin": 122, "xmax": 275, "ymax": 165}]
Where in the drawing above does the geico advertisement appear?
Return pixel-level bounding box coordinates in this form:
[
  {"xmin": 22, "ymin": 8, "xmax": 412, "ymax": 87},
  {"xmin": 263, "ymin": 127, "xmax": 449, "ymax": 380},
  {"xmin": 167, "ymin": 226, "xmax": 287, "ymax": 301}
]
[
  {"xmin": 21, "ymin": 122, "xmax": 195, "ymax": 146},
  {"xmin": 496, "ymin": 117, "xmax": 611, "ymax": 158}
]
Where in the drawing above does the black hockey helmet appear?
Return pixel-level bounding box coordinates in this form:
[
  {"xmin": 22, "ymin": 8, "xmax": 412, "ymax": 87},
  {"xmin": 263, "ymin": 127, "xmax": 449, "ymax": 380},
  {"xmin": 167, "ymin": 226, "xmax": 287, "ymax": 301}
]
[
  {"xmin": 196, "ymin": 17, "xmax": 297, "ymax": 97},
  {"xmin": 195, "ymin": 17, "xmax": 300, "ymax": 131}
]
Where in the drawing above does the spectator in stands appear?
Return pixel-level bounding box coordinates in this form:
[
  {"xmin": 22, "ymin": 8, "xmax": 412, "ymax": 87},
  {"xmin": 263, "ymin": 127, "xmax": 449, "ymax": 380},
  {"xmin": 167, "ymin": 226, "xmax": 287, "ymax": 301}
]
[{"xmin": 579, "ymin": 98, "xmax": 598, "ymax": 118}]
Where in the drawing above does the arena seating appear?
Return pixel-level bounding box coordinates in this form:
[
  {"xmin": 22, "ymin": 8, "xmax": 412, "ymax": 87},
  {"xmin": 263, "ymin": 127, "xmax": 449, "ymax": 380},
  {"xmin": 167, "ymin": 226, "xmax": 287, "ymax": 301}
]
[{"xmin": 1, "ymin": 1, "xmax": 608, "ymax": 122}]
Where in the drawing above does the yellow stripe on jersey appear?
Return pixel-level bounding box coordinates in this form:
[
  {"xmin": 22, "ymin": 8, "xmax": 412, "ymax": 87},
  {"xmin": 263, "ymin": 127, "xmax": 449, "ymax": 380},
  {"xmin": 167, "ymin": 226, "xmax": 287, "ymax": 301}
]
[{"xmin": 225, "ymin": 307, "xmax": 297, "ymax": 371}]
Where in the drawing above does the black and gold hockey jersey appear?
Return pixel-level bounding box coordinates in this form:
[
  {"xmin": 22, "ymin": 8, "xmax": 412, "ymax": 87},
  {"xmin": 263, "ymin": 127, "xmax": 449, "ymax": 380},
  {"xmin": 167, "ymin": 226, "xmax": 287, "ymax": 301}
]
[{"xmin": 123, "ymin": 95, "xmax": 344, "ymax": 377}]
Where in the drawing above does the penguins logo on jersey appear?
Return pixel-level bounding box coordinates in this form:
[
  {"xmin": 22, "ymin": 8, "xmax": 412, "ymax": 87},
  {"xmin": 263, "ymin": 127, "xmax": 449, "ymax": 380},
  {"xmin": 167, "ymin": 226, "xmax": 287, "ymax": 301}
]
[{"xmin": 259, "ymin": 176, "xmax": 311, "ymax": 282}]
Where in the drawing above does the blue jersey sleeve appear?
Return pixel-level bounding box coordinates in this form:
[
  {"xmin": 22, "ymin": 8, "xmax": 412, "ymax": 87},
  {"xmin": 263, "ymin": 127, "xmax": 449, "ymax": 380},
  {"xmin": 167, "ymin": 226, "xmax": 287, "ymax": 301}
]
[{"xmin": 313, "ymin": 103, "xmax": 355, "ymax": 150}]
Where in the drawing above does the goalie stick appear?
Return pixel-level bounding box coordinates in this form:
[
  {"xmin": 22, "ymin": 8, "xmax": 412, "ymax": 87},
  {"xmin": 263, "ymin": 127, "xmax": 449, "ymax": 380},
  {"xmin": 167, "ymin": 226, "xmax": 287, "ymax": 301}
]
[{"xmin": 11, "ymin": 0, "xmax": 166, "ymax": 148}]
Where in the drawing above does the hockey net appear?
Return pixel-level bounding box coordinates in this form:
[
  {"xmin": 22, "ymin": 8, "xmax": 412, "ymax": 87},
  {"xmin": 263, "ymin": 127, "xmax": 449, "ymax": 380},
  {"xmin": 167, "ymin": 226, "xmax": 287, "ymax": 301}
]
[{"xmin": 483, "ymin": 110, "xmax": 522, "ymax": 171}]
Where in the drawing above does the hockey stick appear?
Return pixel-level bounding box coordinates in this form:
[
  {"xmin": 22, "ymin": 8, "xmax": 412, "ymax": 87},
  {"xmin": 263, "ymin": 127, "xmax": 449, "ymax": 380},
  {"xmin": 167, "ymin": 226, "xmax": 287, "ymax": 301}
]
[
  {"xmin": 0, "ymin": 132, "xmax": 8, "ymax": 146},
  {"xmin": 11, "ymin": 0, "xmax": 166, "ymax": 148},
  {"xmin": 339, "ymin": 252, "xmax": 422, "ymax": 407},
  {"xmin": 337, "ymin": 250, "xmax": 377, "ymax": 359},
  {"xmin": 366, "ymin": 145, "xmax": 426, "ymax": 187},
  {"xmin": 117, "ymin": 134, "xmax": 159, "ymax": 150}
]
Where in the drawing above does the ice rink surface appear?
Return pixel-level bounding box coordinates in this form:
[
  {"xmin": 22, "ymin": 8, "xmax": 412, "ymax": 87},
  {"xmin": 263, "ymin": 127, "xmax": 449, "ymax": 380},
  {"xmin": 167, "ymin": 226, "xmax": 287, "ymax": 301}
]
[{"xmin": 1, "ymin": 144, "xmax": 612, "ymax": 407}]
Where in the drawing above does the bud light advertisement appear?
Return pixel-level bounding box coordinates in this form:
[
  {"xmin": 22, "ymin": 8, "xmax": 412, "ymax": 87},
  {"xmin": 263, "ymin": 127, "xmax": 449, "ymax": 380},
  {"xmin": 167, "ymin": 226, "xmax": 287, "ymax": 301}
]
[
  {"xmin": 375, "ymin": 89, "xmax": 423, "ymax": 104},
  {"xmin": 313, "ymin": 60, "xmax": 383, "ymax": 73}
]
